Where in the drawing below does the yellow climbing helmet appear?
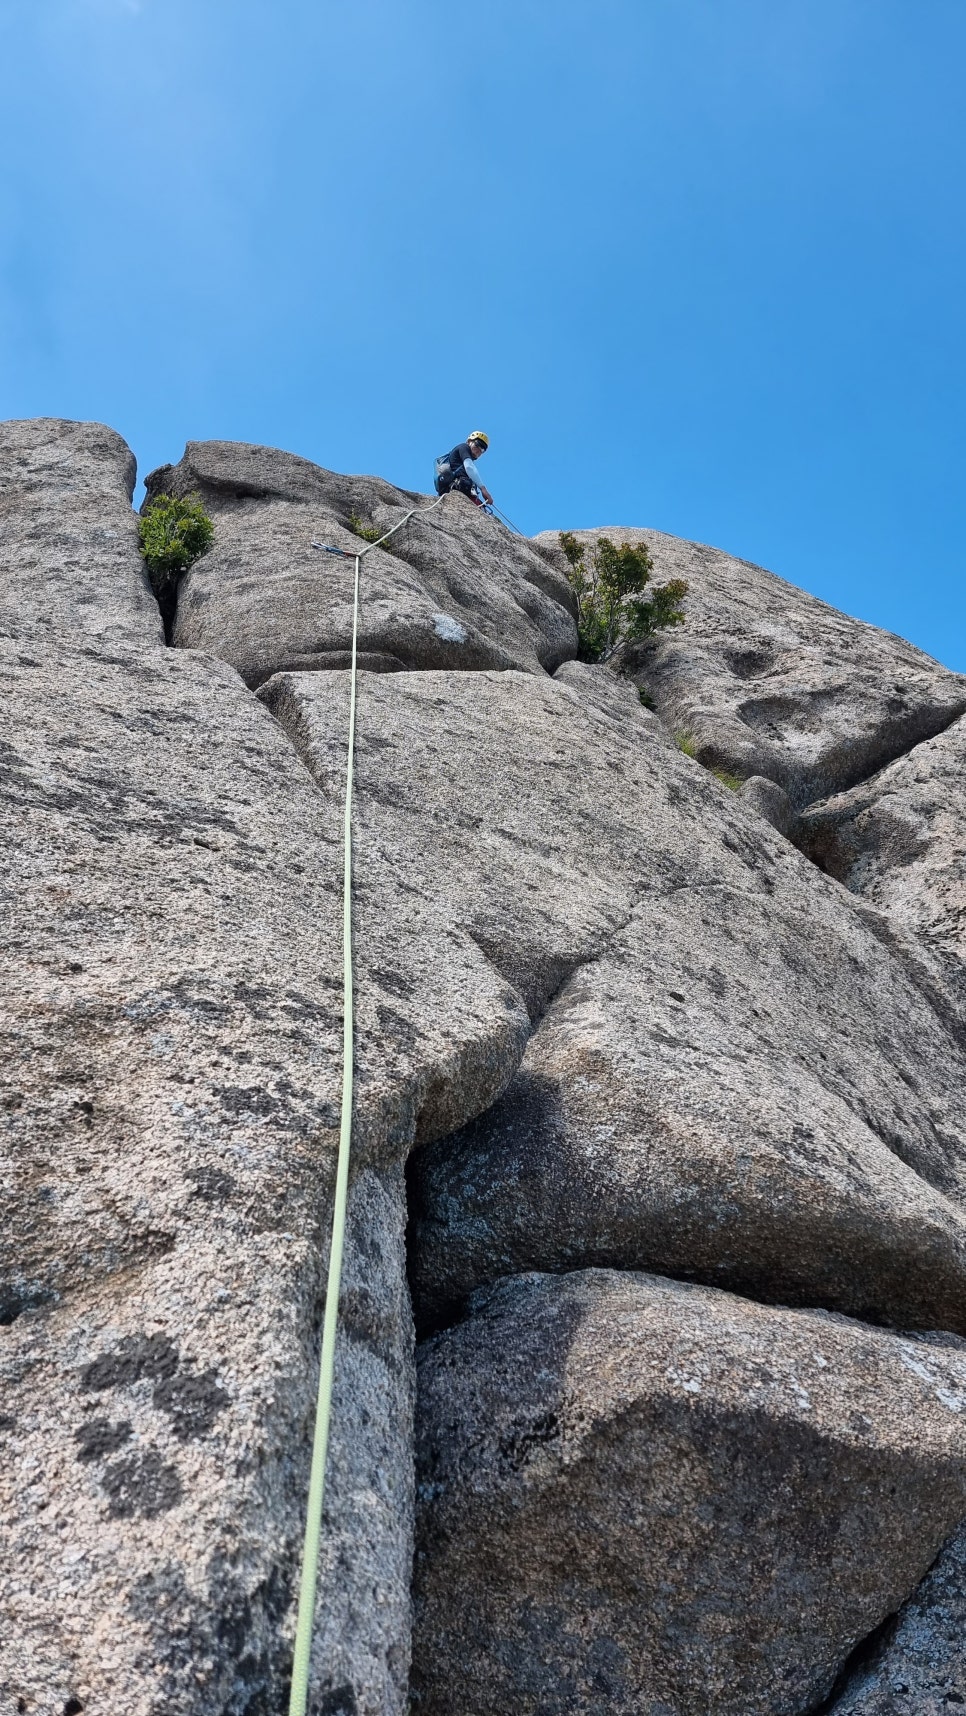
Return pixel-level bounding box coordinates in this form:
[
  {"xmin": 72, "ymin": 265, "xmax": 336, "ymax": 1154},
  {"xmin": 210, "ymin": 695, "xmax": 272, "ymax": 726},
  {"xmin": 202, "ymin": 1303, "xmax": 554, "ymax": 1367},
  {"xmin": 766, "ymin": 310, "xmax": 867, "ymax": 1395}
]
[{"xmin": 467, "ymin": 430, "xmax": 490, "ymax": 449}]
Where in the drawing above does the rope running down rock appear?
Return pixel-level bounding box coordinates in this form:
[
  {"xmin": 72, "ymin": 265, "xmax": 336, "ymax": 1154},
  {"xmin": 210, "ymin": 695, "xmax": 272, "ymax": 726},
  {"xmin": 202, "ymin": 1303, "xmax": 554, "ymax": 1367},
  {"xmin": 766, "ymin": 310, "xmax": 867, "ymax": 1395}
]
[{"xmin": 289, "ymin": 492, "xmax": 446, "ymax": 1716}]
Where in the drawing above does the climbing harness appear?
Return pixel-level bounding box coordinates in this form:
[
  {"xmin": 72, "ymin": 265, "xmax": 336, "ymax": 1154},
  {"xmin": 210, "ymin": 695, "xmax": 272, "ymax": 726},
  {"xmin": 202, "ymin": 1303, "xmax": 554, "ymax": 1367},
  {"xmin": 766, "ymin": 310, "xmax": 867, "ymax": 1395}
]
[{"xmin": 288, "ymin": 493, "xmax": 446, "ymax": 1716}]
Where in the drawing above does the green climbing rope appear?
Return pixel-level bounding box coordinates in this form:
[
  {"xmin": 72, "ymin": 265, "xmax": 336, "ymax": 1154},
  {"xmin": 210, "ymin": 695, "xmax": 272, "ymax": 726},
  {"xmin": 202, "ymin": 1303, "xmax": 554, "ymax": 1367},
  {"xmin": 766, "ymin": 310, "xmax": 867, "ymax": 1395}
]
[{"xmin": 288, "ymin": 494, "xmax": 446, "ymax": 1716}]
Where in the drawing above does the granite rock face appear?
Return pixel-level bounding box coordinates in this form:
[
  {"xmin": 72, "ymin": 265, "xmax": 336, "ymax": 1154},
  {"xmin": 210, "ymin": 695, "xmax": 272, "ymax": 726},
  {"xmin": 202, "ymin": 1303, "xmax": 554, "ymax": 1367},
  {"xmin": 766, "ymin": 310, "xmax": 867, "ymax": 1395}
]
[
  {"xmin": 304, "ymin": 668, "xmax": 966, "ymax": 1337},
  {"xmin": 798, "ymin": 714, "xmax": 966, "ymax": 971},
  {"xmin": 553, "ymin": 655, "xmax": 677, "ymax": 742},
  {"xmin": 738, "ymin": 772, "xmax": 799, "ymax": 836},
  {"xmin": 826, "ymin": 1522, "xmax": 966, "ymax": 1713},
  {"xmin": 535, "ymin": 526, "xmax": 966, "ymax": 807},
  {"xmin": 409, "ymin": 868, "xmax": 966, "ymax": 1334},
  {"xmin": 0, "ymin": 641, "xmax": 410, "ymax": 1716},
  {"xmin": 0, "ymin": 429, "xmax": 531, "ymax": 1716},
  {"xmin": 147, "ymin": 441, "xmax": 577, "ymax": 685},
  {"xmin": 6, "ymin": 419, "xmax": 966, "ymax": 1716},
  {"xmin": 0, "ymin": 416, "xmax": 163, "ymax": 652},
  {"xmin": 259, "ymin": 664, "xmax": 662, "ymax": 1023},
  {"xmin": 411, "ymin": 1270, "xmax": 966, "ymax": 1716}
]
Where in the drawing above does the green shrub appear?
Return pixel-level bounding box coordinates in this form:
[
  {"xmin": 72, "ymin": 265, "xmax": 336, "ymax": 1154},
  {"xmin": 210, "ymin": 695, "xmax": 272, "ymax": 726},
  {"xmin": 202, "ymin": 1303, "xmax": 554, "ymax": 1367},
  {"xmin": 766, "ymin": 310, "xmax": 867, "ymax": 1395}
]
[
  {"xmin": 139, "ymin": 493, "xmax": 214, "ymax": 598},
  {"xmin": 348, "ymin": 512, "xmax": 383, "ymax": 544},
  {"xmin": 348, "ymin": 512, "xmax": 407, "ymax": 555},
  {"xmin": 674, "ymin": 731, "xmax": 698, "ymax": 759},
  {"xmin": 559, "ymin": 532, "xmax": 687, "ymax": 663}
]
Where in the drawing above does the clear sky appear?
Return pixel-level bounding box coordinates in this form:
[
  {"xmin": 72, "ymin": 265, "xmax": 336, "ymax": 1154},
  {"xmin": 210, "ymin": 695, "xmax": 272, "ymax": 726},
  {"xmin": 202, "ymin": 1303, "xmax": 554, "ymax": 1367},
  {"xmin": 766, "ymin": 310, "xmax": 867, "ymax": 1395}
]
[{"xmin": 2, "ymin": 1, "xmax": 964, "ymax": 668}]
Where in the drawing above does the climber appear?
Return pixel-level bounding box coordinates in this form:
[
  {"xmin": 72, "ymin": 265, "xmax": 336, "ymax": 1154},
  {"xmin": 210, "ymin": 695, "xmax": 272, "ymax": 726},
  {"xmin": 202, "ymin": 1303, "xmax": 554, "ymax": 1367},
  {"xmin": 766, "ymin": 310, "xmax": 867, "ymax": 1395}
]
[{"xmin": 434, "ymin": 432, "xmax": 493, "ymax": 508}]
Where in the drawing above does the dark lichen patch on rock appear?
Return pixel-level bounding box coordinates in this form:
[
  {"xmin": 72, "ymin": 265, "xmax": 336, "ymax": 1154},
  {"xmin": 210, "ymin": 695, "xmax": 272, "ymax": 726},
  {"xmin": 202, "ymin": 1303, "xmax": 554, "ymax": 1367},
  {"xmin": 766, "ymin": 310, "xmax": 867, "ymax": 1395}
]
[
  {"xmin": 317, "ymin": 1685, "xmax": 360, "ymax": 1716},
  {"xmin": 79, "ymin": 1334, "xmax": 228, "ymax": 1440},
  {"xmin": 123, "ymin": 1559, "xmax": 295, "ymax": 1716},
  {"xmin": 73, "ymin": 1416, "xmax": 133, "ymax": 1462},
  {"xmin": 186, "ymin": 1164, "xmax": 237, "ymax": 1202},
  {"xmin": 153, "ymin": 1369, "xmax": 230, "ymax": 1442},
  {"xmin": 101, "ymin": 1448, "xmax": 184, "ymax": 1519},
  {"xmin": 371, "ymin": 967, "xmax": 416, "ymax": 1001},
  {"xmin": 81, "ymin": 1333, "xmax": 179, "ymax": 1391}
]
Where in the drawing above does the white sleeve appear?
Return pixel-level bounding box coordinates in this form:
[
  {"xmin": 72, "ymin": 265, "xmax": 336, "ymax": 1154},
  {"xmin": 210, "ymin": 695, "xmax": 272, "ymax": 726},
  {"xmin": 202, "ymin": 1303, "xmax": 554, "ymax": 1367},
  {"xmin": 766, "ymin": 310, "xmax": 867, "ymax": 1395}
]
[{"xmin": 462, "ymin": 456, "xmax": 484, "ymax": 490}]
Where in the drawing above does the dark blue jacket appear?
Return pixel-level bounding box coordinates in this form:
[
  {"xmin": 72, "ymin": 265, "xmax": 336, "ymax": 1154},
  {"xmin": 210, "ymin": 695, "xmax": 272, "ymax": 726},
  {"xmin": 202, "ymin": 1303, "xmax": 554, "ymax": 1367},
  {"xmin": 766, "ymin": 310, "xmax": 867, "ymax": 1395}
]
[{"xmin": 435, "ymin": 442, "xmax": 477, "ymax": 492}]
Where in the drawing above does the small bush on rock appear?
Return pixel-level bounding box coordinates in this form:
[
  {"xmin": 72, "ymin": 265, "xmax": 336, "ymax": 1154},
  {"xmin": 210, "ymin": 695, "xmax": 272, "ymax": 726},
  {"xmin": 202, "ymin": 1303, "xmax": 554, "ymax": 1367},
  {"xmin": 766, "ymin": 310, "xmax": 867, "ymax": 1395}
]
[
  {"xmin": 139, "ymin": 493, "xmax": 214, "ymax": 602},
  {"xmin": 348, "ymin": 513, "xmax": 383, "ymax": 544},
  {"xmin": 348, "ymin": 512, "xmax": 407, "ymax": 556},
  {"xmin": 559, "ymin": 532, "xmax": 688, "ymax": 663}
]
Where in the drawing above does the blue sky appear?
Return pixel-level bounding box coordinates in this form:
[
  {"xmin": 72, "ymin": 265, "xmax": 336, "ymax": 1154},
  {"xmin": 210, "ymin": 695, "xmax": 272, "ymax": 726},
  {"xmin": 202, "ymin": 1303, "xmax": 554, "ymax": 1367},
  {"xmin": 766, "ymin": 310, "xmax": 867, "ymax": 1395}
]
[{"xmin": 2, "ymin": 0, "xmax": 964, "ymax": 667}]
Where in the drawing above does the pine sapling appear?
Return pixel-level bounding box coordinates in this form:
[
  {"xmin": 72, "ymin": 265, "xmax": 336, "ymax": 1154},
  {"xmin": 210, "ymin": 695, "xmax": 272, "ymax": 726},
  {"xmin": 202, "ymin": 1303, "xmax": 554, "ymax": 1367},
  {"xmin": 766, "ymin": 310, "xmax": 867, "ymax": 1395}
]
[{"xmin": 559, "ymin": 532, "xmax": 687, "ymax": 662}]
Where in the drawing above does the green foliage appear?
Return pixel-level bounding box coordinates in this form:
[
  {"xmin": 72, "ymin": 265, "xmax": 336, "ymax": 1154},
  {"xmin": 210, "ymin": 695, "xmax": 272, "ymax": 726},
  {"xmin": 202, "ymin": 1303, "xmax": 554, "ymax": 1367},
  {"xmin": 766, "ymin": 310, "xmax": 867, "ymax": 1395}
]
[
  {"xmin": 559, "ymin": 532, "xmax": 687, "ymax": 662},
  {"xmin": 348, "ymin": 512, "xmax": 407, "ymax": 556},
  {"xmin": 675, "ymin": 730, "xmax": 743, "ymax": 790},
  {"xmin": 637, "ymin": 686, "xmax": 656, "ymax": 710},
  {"xmin": 348, "ymin": 512, "xmax": 383, "ymax": 544},
  {"xmin": 139, "ymin": 493, "xmax": 214, "ymax": 597}
]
